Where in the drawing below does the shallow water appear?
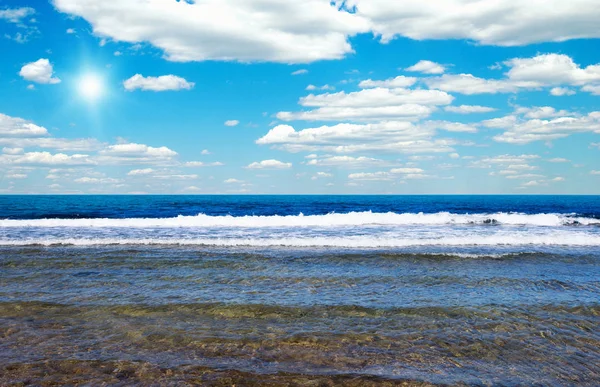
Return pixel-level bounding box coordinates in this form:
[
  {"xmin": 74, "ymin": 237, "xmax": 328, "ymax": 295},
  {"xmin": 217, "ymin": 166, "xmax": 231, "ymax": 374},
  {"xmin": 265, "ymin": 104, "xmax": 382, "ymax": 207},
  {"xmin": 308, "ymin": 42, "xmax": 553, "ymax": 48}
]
[
  {"xmin": 1, "ymin": 247, "xmax": 599, "ymax": 386},
  {"xmin": 1, "ymin": 196, "xmax": 599, "ymax": 385}
]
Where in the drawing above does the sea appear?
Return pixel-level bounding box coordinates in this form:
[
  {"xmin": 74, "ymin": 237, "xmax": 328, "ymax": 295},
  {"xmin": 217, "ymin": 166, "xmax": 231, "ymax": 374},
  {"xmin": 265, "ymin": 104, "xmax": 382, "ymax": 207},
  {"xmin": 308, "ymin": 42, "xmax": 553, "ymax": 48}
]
[{"xmin": 0, "ymin": 195, "xmax": 599, "ymax": 386}]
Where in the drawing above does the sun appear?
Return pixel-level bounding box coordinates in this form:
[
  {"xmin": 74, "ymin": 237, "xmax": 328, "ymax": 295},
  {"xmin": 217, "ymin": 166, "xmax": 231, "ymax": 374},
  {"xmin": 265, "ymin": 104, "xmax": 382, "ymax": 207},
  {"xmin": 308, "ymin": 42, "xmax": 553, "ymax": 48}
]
[{"xmin": 78, "ymin": 73, "xmax": 104, "ymax": 101}]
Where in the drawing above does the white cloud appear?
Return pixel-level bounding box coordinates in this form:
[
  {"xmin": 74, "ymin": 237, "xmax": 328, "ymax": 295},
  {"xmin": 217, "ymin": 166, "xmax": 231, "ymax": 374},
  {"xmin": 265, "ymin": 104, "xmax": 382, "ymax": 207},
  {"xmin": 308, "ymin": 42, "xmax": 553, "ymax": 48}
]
[
  {"xmin": 348, "ymin": 171, "xmax": 394, "ymax": 181},
  {"xmin": 449, "ymin": 153, "xmax": 460, "ymax": 159},
  {"xmin": 75, "ymin": 177, "xmax": 121, "ymax": 184},
  {"xmin": 582, "ymin": 84, "xmax": 600, "ymax": 95},
  {"xmin": 424, "ymin": 74, "xmax": 533, "ymax": 95},
  {"xmin": 257, "ymin": 122, "xmax": 456, "ymax": 154},
  {"xmin": 522, "ymin": 180, "xmax": 540, "ymax": 187},
  {"xmin": 184, "ymin": 161, "xmax": 224, "ymax": 167},
  {"xmin": 246, "ymin": 159, "xmax": 292, "ymax": 169},
  {"xmin": 506, "ymin": 164, "xmax": 538, "ymax": 170},
  {"xmin": 19, "ymin": 59, "xmax": 61, "ymax": 84},
  {"xmin": 51, "ymin": 0, "xmax": 600, "ymax": 65},
  {"xmin": 292, "ymin": 69, "xmax": 309, "ymax": 75},
  {"xmin": 201, "ymin": 149, "xmax": 211, "ymax": 155},
  {"xmin": 0, "ymin": 151, "xmax": 95, "ymax": 166},
  {"xmin": 306, "ymin": 84, "xmax": 335, "ymax": 91},
  {"xmin": 300, "ymin": 88, "xmax": 453, "ymax": 107},
  {"xmin": 66, "ymin": 28, "xmax": 75, "ymax": 34},
  {"xmin": 425, "ymin": 54, "xmax": 600, "ymax": 95},
  {"xmin": 0, "ymin": 7, "xmax": 35, "ymax": 23},
  {"xmin": 5, "ymin": 173, "xmax": 27, "ymax": 179},
  {"xmin": 123, "ymin": 74, "xmax": 194, "ymax": 91},
  {"xmin": 492, "ymin": 112, "xmax": 600, "ymax": 144},
  {"xmin": 505, "ymin": 54, "xmax": 600, "ymax": 86},
  {"xmin": 444, "ymin": 105, "xmax": 496, "ymax": 114},
  {"xmin": 358, "ymin": 76, "xmax": 417, "ymax": 88},
  {"xmin": 552, "ymin": 177, "xmax": 565, "ymax": 182},
  {"xmin": 306, "ymin": 155, "xmax": 388, "ymax": 167},
  {"xmin": 224, "ymin": 178, "xmax": 243, "ymax": 184},
  {"xmin": 470, "ymin": 154, "xmax": 540, "ymax": 168},
  {"xmin": 53, "ymin": 1, "xmax": 369, "ymax": 63},
  {"xmin": 348, "ymin": 167, "xmax": 427, "ymax": 181},
  {"xmin": 550, "ymin": 87, "xmax": 575, "ymax": 96},
  {"xmin": 312, "ymin": 172, "xmax": 333, "ymax": 180},
  {"xmin": 405, "ymin": 60, "xmax": 445, "ymax": 74},
  {"xmin": 154, "ymin": 174, "xmax": 198, "ymax": 180},
  {"xmin": 548, "ymin": 158, "xmax": 569, "ymax": 163},
  {"xmin": 515, "ymin": 106, "xmax": 571, "ymax": 119},
  {"xmin": 277, "ymin": 87, "xmax": 452, "ymax": 122},
  {"xmin": 277, "ymin": 105, "xmax": 434, "ymax": 122},
  {"xmin": 98, "ymin": 143, "xmax": 178, "ymax": 164},
  {"xmin": 2, "ymin": 147, "xmax": 24, "ymax": 155},
  {"xmin": 591, "ymin": 170, "xmax": 600, "ymax": 175},
  {"xmin": 350, "ymin": 1, "xmax": 600, "ymax": 46},
  {"xmin": 0, "ymin": 113, "xmax": 48, "ymax": 137},
  {"xmin": 224, "ymin": 120, "xmax": 240, "ymax": 127},
  {"xmin": 127, "ymin": 168, "xmax": 155, "ymax": 176}
]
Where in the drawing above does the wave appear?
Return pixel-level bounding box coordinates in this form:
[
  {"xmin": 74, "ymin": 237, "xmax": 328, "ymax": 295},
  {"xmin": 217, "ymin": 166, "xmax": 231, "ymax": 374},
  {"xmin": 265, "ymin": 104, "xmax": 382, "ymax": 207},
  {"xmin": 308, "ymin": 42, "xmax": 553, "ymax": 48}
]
[
  {"xmin": 2, "ymin": 234, "xmax": 600, "ymax": 247},
  {"xmin": 1, "ymin": 211, "xmax": 599, "ymax": 228}
]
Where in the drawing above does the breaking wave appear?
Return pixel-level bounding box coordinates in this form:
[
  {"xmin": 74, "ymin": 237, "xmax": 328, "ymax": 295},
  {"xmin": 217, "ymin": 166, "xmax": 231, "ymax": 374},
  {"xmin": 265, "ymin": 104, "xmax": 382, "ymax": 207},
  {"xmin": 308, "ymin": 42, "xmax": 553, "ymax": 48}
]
[{"xmin": 1, "ymin": 211, "xmax": 599, "ymax": 228}]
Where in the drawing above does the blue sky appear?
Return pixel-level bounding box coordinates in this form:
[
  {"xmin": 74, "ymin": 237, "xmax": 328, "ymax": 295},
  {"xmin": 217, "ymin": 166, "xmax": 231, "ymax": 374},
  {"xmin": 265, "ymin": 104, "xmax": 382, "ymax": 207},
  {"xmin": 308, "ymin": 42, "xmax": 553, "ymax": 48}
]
[{"xmin": 1, "ymin": 0, "xmax": 600, "ymax": 194}]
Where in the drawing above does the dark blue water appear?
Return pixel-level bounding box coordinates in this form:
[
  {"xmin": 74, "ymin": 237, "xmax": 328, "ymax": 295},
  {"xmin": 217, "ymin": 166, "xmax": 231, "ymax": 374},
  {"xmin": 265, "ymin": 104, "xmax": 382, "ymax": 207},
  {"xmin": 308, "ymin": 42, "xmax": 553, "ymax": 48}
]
[{"xmin": 1, "ymin": 194, "xmax": 599, "ymax": 219}]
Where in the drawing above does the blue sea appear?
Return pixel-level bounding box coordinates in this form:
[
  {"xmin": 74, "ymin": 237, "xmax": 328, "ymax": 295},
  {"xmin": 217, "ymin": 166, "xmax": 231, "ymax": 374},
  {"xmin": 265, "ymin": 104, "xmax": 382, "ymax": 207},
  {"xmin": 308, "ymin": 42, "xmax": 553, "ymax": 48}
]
[{"xmin": 1, "ymin": 195, "xmax": 599, "ymax": 385}]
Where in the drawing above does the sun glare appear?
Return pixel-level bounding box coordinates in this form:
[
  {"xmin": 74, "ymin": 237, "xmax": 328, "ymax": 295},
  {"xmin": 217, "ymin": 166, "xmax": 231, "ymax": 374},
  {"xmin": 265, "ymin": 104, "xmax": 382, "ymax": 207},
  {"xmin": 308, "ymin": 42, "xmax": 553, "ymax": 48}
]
[{"xmin": 78, "ymin": 73, "xmax": 104, "ymax": 101}]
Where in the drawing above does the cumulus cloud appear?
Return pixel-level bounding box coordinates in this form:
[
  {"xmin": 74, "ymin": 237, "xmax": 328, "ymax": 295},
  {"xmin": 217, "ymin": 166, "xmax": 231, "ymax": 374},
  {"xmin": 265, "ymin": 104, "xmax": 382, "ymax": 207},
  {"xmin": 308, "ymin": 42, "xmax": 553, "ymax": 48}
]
[
  {"xmin": 505, "ymin": 54, "xmax": 600, "ymax": 86},
  {"xmin": 123, "ymin": 74, "xmax": 194, "ymax": 91},
  {"xmin": 2, "ymin": 147, "xmax": 24, "ymax": 155},
  {"xmin": 444, "ymin": 105, "xmax": 496, "ymax": 114},
  {"xmin": 424, "ymin": 74, "xmax": 532, "ymax": 95},
  {"xmin": 491, "ymin": 111, "xmax": 600, "ymax": 144},
  {"xmin": 127, "ymin": 168, "xmax": 155, "ymax": 176},
  {"xmin": 306, "ymin": 84, "xmax": 335, "ymax": 91},
  {"xmin": 306, "ymin": 155, "xmax": 388, "ymax": 168},
  {"xmin": 19, "ymin": 59, "xmax": 61, "ymax": 84},
  {"xmin": 246, "ymin": 159, "xmax": 292, "ymax": 169},
  {"xmin": 0, "ymin": 113, "xmax": 48, "ymax": 137},
  {"xmin": 184, "ymin": 161, "xmax": 224, "ymax": 167},
  {"xmin": 0, "ymin": 151, "xmax": 95, "ymax": 166},
  {"xmin": 550, "ymin": 87, "xmax": 575, "ymax": 96},
  {"xmin": 312, "ymin": 172, "xmax": 333, "ymax": 180},
  {"xmin": 582, "ymin": 85, "xmax": 600, "ymax": 95},
  {"xmin": 426, "ymin": 54, "xmax": 600, "ymax": 95},
  {"xmin": 348, "ymin": 0, "xmax": 600, "ymax": 46},
  {"xmin": 277, "ymin": 87, "xmax": 452, "ymax": 122},
  {"xmin": 358, "ymin": 76, "xmax": 417, "ymax": 88},
  {"xmin": 75, "ymin": 177, "xmax": 121, "ymax": 184},
  {"xmin": 348, "ymin": 167, "xmax": 428, "ymax": 181},
  {"xmin": 52, "ymin": 0, "xmax": 369, "ymax": 63},
  {"xmin": 0, "ymin": 7, "xmax": 35, "ymax": 23},
  {"xmin": 98, "ymin": 143, "xmax": 178, "ymax": 164},
  {"xmin": 405, "ymin": 60, "xmax": 445, "ymax": 74},
  {"xmin": 224, "ymin": 120, "xmax": 239, "ymax": 127},
  {"xmin": 257, "ymin": 122, "xmax": 457, "ymax": 154},
  {"xmin": 52, "ymin": 1, "xmax": 600, "ymax": 64}
]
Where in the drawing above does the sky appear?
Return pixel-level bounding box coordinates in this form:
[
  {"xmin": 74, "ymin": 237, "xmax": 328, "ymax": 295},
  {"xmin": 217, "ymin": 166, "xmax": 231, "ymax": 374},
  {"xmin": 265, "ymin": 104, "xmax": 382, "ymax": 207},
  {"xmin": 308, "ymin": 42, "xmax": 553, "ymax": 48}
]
[{"xmin": 1, "ymin": 0, "xmax": 600, "ymax": 194}]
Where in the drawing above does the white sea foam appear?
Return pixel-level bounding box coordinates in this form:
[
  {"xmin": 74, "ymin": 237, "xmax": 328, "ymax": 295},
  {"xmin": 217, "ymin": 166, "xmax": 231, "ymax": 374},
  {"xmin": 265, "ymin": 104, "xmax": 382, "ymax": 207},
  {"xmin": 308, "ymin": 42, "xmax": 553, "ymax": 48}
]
[
  {"xmin": 0, "ymin": 211, "xmax": 598, "ymax": 228},
  {"xmin": 1, "ymin": 234, "xmax": 599, "ymax": 247}
]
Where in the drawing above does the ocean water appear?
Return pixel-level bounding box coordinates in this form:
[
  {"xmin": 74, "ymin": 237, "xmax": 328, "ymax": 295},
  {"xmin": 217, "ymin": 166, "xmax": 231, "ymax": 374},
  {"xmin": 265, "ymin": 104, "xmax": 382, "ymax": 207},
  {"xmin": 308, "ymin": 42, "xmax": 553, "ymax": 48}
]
[{"xmin": 1, "ymin": 195, "xmax": 599, "ymax": 385}]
